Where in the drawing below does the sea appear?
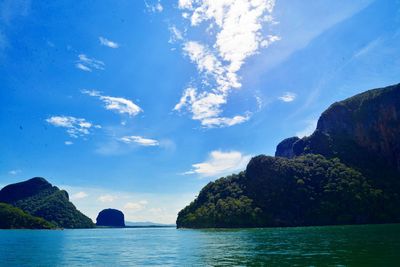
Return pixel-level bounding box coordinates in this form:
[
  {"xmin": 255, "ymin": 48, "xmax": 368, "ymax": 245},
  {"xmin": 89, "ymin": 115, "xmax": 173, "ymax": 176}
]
[{"xmin": 1, "ymin": 224, "xmax": 399, "ymax": 266}]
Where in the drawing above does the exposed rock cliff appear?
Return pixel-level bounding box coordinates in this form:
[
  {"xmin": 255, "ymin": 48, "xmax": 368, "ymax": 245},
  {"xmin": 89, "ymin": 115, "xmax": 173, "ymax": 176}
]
[
  {"xmin": 178, "ymin": 83, "xmax": 400, "ymax": 228},
  {"xmin": 275, "ymin": 137, "xmax": 300, "ymax": 158}
]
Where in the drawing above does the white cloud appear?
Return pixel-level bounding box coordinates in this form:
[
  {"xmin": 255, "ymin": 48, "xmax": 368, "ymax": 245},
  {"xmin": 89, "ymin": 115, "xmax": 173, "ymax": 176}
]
[
  {"xmin": 98, "ymin": 194, "xmax": 116, "ymax": 203},
  {"xmin": 169, "ymin": 25, "xmax": 184, "ymax": 43},
  {"xmin": 123, "ymin": 200, "xmax": 148, "ymax": 212},
  {"xmin": 173, "ymin": 87, "xmax": 250, "ymax": 127},
  {"xmin": 172, "ymin": 0, "xmax": 279, "ymax": 127},
  {"xmin": 278, "ymin": 92, "xmax": 296, "ymax": 102},
  {"xmin": 296, "ymin": 119, "xmax": 317, "ymax": 138},
  {"xmin": 354, "ymin": 37, "xmax": 382, "ymax": 58},
  {"xmin": 145, "ymin": 0, "xmax": 163, "ymax": 13},
  {"xmin": 46, "ymin": 116, "xmax": 101, "ymax": 138},
  {"xmin": 64, "ymin": 141, "xmax": 73, "ymax": 146},
  {"xmin": 75, "ymin": 63, "xmax": 91, "ymax": 72},
  {"xmin": 99, "ymin": 36, "xmax": 119, "ymax": 48},
  {"xmin": 185, "ymin": 150, "xmax": 252, "ymax": 177},
  {"xmin": 82, "ymin": 90, "xmax": 142, "ymax": 117},
  {"xmin": 75, "ymin": 54, "xmax": 105, "ymax": 72},
  {"xmin": 119, "ymin": 136, "xmax": 159, "ymax": 146},
  {"xmin": 8, "ymin": 169, "xmax": 21, "ymax": 176},
  {"xmin": 71, "ymin": 191, "xmax": 88, "ymax": 200}
]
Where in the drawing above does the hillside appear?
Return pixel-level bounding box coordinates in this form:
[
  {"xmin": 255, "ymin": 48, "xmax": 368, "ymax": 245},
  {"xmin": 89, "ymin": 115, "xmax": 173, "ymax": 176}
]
[
  {"xmin": 0, "ymin": 177, "xmax": 94, "ymax": 228},
  {"xmin": 0, "ymin": 203, "xmax": 56, "ymax": 229},
  {"xmin": 177, "ymin": 83, "xmax": 400, "ymax": 228}
]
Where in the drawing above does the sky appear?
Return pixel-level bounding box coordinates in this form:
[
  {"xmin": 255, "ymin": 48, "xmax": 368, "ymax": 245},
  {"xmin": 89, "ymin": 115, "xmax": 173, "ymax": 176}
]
[{"xmin": 1, "ymin": 0, "xmax": 400, "ymax": 224}]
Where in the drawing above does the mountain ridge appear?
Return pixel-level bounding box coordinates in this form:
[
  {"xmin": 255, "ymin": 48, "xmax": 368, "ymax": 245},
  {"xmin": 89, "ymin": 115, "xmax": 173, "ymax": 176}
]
[
  {"xmin": 177, "ymin": 83, "xmax": 400, "ymax": 228},
  {"xmin": 0, "ymin": 177, "xmax": 94, "ymax": 229}
]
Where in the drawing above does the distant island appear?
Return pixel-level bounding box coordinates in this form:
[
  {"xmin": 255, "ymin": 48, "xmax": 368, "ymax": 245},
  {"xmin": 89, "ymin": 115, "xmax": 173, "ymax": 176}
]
[
  {"xmin": 96, "ymin": 208, "xmax": 125, "ymax": 227},
  {"xmin": 0, "ymin": 177, "xmax": 94, "ymax": 229},
  {"xmin": 0, "ymin": 177, "xmax": 173, "ymax": 230},
  {"xmin": 177, "ymin": 83, "xmax": 400, "ymax": 228}
]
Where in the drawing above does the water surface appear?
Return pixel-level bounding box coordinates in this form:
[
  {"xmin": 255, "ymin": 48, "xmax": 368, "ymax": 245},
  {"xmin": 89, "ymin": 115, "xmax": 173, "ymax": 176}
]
[{"xmin": 1, "ymin": 224, "xmax": 399, "ymax": 266}]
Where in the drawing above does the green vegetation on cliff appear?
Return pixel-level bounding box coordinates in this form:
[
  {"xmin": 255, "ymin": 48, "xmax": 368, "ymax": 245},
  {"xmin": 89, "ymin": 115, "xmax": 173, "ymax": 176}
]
[
  {"xmin": 0, "ymin": 203, "xmax": 56, "ymax": 229},
  {"xmin": 178, "ymin": 172, "xmax": 263, "ymax": 228},
  {"xmin": 177, "ymin": 155, "xmax": 392, "ymax": 228},
  {"xmin": 0, "ymin": 178, "xmax": 94, "ymax": 228},
  {"xmin": 177, "ymin": 83, "xmax": 400, "ymax": 228}
]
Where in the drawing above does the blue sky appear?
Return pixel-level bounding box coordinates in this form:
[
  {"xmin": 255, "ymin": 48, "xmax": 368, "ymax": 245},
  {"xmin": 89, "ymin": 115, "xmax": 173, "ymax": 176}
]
[{"xmin": 1, "ymin": 0, "xmax": 399, "ymax": 223}]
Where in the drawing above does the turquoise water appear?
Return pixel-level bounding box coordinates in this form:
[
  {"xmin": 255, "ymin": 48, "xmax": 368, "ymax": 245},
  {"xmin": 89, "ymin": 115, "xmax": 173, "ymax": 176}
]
[{"xmin": 1, "ymin": 224, "xmax": 399, "ymax": 266}]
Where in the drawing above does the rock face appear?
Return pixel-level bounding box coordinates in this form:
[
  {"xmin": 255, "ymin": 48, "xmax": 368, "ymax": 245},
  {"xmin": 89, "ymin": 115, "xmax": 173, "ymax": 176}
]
[
  {"xmin": 283, "ymin": 83, "xmax": 400, "ymax": 192},
  {"xmin": 96, "ymin": 209, "xmax": 125, "ymax": 227},
  {"xmin": 177, "ymin": 83, "xmax": 400, "ymax": 228},
  {"xmin": 275, "ymin": 137, "xmax": 300, "ymax": 158},
  {"xmin": 0, "ymin": 177, "xmax": 94, "ymax": 228},
  {"xmin": 282, "ymin": 84, "xmax": 400, "ymax": 169}
]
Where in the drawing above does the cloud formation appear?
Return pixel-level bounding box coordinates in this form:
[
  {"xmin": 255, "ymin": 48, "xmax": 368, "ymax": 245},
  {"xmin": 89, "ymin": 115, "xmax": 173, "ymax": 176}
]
[
  {"xmin": 75, "ymin": 54, "xmax": 105, "ymax": 72},
  {"xmin": 119, "ymin": 136, "xmax": 159, "ymax": 146},
  {"xmin": 185, "ymin": 150, "xmax": 252, "ymax": 177},
  {"xmin": 8, "ymin": 169, "xmax": 21, "ymax": 176},
  {"xmin": 124, "ymin": 200, "xmax": 148, "ymax": 212},
  {"xmin": 99, "ymin": 36, "xmax": 119, "ymax": 48},
  {"xmin": 71, "ymin": 191, "xmax": 88, "ymax": 200},
  {"xmin": 278, "ymin": 92, "xmax": 296, "ymax": 102},
  {"xmin": 145, "ymin": 0, "xmax": 163, "ymax": 13},
  {"xmin": 98, "ymin": 194, "xmax": 116, "ymax": 203},
  {"xmin": 46, "ymin": 116, "xmax": 101, "ymax": 138},
  {"xmin": 173, "ymin": 0, "xmax": 279, "ymax": 127},
  {"xmin": 296, "ymin": 119, "xmax": 317, "ymax": 138},
  {"xmin": 82, "ymin": 90, "xmax": 142, "ymax": 117}
]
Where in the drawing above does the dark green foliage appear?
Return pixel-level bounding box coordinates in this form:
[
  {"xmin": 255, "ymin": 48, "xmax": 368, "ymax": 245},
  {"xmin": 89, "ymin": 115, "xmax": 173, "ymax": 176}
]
[
  {"xmin": 177, "ymin": 173, "xmax": 263, "ymax": 228},
  {"xmin": 292, "ymin": 83, "xmax": 400, "ymax": 182},
  {"xmin": 0, "ymin": 178, "xmax": 94, "ymax": 228},
  {"xmin": 245, "ymin": 154, "xmax": 390, "ymax": 226},
  {"xmin": 0, "ymin": 202, "xmax": 56, "ymax": 229},
  {"xmin": 177, "ymin": 155, "xmax": 396, "ymax": 228},
  {"xmin": 178, "ymin": 84, "xmax": 400, "ymax": 228}
]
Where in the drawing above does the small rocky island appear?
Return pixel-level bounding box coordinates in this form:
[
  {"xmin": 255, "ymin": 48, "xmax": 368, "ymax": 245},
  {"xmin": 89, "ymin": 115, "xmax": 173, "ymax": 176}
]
[{"xmin": 96, "ymin": 209, "xmax": 125, "ymax": 227}]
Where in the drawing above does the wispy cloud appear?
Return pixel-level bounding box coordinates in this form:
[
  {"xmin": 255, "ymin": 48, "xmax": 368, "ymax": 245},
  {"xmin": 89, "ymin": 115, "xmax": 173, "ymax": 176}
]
[
  {"xmin": 168, "ymin": 25, "xmax": 184, "ymax": 43},
  {"xmin": 354, "ymin": 37, "xmax": 382, "ymax": 58},
  {"xmin": 0, "ymin": 0, "xmax": 30, "ymax": 54},
  {"xmin": 278, "ymin": 92, "xmax": 296, "ymax": 102},
  {"xmin": 75, "ymin": 54, "xmax": 105, "ymax": 72},
  {"xmin": 124, "ymin": 200, "xmax": 148, "ymax": 212},
  {"xmin": 172, "ymin": 0, "xmax": 279, "ymax": 127},
  {"xmin": 82, "ymin": 90, "xmax": 142, "ymax": 117},
  {"xmin": 8, "ymin": 169, "xmax": 21, "ymax": 176},
  {"xmin": 145, "ymin": 0, "xmax": 163, "ymax": 13},
  {"xmin": 98, "ymin": 194, "xmax": 116, "ymax": 203},
  {"xmin": 119, "ymin": 136, "xmax": 159, "ymax": 146},
  {"xmin": 64, "ymin": 141, "xmax": 73, "ymax": 146},
  {"xmin": 296, "ymin": 119, "xmax": 317, "ymax": 138},
  {"xmin": 184, "ymin": 150, "xmax": 252, "ymax": 178},
  {"xmin": 99, "ymin": 36, "xmax": 119, "ymax": 48},
  {"xmin": 0, "ymin": 0, "xmax": 30, "ymax": 25},
  {"xmin": 71, "ymin": 191, "xmax": 88, "ymax": 200},
  {"xmin": 46, "ymin": 115, "xmax": 101, "ymax": 138}
]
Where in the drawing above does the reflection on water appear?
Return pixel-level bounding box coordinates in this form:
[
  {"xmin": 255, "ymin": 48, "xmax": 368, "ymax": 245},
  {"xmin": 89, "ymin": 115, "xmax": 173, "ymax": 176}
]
[{"xmin": 1, "ymin": 224, "xmax": 399, "ymax": 266}]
